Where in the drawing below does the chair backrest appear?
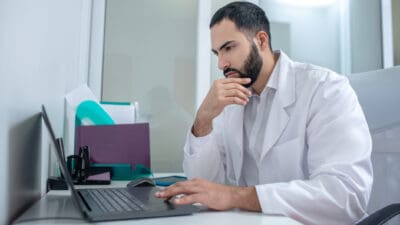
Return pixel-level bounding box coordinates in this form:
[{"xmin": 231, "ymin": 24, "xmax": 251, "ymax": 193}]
[{"xmin": 348, "ymin": 66, "xmax": 400, "ymax": 225}]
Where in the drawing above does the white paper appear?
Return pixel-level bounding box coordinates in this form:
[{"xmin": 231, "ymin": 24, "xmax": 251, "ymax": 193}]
[{"xmin": 101, "ymin": 103, "xmax": 135, "ymax": 124}]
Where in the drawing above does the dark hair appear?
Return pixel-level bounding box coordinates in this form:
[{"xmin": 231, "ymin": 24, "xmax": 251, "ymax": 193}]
[{"xmin": 210, "ymin": 1, "xmax": 272, "ymax": 50}]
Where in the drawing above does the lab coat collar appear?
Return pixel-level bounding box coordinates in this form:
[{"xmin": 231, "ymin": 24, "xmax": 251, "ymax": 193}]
[{"xmin": 273, "ymin": 50, "xmax": 296, "ymax": 108}]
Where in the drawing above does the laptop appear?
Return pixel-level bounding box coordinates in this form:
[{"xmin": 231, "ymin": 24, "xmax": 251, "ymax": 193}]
[{"xmin": 41, "ymin": 105, "xmax": 199, "ymax": 222}]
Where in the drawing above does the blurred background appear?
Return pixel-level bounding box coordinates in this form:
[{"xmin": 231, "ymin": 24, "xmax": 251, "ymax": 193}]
[{"xmin": 101, "ymin": 0, "xmax": 396, "ymax": 172}]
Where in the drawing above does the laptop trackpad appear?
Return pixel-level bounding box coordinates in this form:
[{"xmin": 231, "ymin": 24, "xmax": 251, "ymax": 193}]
[{"xmin": 127, "ymin": 187, "xmax": 176, "ymax": 210}]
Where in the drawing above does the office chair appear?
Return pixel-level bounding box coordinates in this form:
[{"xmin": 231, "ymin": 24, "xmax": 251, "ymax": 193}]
[
  {"xmin": 348, "ymin": 66, "xmax": 400, "ymax": 225},
  {"xmin": 356, "ymin": 204, "xmax": 400, "ymax": 225}
]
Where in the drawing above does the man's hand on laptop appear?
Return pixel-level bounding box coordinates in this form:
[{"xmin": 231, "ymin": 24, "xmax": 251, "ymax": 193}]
[{"xmin": 154, "ymin": 178, "xmax": 261, "ymax": 212}]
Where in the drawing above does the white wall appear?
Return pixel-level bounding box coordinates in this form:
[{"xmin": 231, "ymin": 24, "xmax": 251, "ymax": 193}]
[
  {"xmin": 260, "ymin": 0, "xmax": 342, "ymax": 73},
  {"xmin": 257, "ymin": 0, "xmax": 383, "ymax": 74},
  {"xmin": 0, "ymin": 0, "xmax": 91, "ymax": 224}
]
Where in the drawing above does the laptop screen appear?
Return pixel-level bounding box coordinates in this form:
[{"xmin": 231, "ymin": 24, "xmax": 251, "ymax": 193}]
[{"xmin": 41, "ymin": 105, "xmax": 86, "ymax": 217}]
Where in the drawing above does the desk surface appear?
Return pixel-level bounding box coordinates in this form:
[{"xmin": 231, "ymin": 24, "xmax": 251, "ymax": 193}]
[{"xmin": 14, "ymin": 175, "xmax": 303, "ymax": 225}]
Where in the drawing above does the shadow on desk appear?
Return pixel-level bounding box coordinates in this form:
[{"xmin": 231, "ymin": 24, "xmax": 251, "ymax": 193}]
[
  {"xmin": 13, "ymin": 194, "xmax": 302, "ymax": 225},
  {"xmin": 13, "ymin": 175, "xmax": 303, "ymax": 225}
]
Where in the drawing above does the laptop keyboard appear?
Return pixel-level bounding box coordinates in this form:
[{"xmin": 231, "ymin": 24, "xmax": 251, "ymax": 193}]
[{"xmin": 80, "ymin": 188, "xmax": 147, "ymax": 213}]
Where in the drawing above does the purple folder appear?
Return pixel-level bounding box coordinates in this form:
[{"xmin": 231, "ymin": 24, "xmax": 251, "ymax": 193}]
[{"xmin": 75, "ymin": 123, "xmax": 150, "ymax": 169}]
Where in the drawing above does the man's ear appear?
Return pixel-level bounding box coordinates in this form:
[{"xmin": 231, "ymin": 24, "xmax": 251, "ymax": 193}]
[{"xmin": 255, "ymin": 31, "xmax": 269, "ymax": 51}]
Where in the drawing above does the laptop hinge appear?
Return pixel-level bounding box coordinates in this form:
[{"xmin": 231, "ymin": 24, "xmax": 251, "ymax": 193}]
[{"xmin": 77, "ymin": 191, "xmax": 92, "ymax": 212}]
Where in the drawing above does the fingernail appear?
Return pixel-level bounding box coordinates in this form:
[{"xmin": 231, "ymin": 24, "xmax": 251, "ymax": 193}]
[{"xmin": 174, "ymin": 198, "xmax": 181, "ymax": 203}]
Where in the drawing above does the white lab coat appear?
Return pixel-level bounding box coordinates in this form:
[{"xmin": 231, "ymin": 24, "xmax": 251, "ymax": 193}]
[{"xmin": 183, "ymin": 51, "xmax": 373, "ymax": 225}]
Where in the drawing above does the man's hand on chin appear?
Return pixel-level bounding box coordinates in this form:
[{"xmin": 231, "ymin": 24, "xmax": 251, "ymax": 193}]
[{"xmin": 154, "ymin": 178, "xmax": 262, "ymax": 212}]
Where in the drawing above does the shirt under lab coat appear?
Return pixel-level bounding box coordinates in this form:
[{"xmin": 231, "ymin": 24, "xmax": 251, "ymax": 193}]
[{"xmin": 183, "ymin": 51, "xmax": 373, "ymax": 225}]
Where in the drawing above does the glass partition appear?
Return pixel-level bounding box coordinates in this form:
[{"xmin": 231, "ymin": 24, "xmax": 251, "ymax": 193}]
[{"xmin": 102, "ymin": 0, "xmax": 198, "ymax": 172}]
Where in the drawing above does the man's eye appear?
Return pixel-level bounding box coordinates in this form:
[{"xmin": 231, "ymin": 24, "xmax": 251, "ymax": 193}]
[{"xmin": 225, "ymin": 46, "xmax": 231, "ymax": 51}]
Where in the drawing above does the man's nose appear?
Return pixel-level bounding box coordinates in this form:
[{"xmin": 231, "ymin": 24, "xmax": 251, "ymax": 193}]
[{"xmin": 218, "ymin": 56, "xmax": 229, "ymax": 71}]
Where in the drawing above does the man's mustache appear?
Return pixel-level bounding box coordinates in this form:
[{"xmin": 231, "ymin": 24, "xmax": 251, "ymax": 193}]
[{"xmin": 223, "ymin": 68, "xmax": 245, "ymax": 77}]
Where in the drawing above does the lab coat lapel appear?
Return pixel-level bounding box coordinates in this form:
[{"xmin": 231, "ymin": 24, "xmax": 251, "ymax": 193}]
[
  {"xmin": 224, "ymin": 105, "xmax": 244, "ymax": 183},
  {"xmin": 261, "ymin": 52, "xmax": 295, "ymax": 159},
  {"xmin": 261, "ymin": 98, "xmax": 289, "ymax": 159}
]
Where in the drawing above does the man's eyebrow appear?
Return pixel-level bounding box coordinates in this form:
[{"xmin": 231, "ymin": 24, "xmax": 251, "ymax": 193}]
[{"xmin": 211, "ymin": 40, "xmax": 234, "ymax": 54}]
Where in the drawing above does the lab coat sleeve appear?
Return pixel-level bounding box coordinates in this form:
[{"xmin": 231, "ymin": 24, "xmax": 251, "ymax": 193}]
[
  {"xmin": 256, "ymin": 76, "xmax": 373, "ymax": 225},
  {"xmin": 182, "ymin": 114, "xmax": 226, "ymax": 183}
]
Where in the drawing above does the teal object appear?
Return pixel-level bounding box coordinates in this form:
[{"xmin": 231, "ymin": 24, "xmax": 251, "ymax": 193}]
[
  {"xmin": 132, "ymin": 164, "xmax": 153, "ymax": 178},
  {"xmin": 92, "ymin": 163, "xmax": 153, "ymax": 180},
  {"xmin": 100, "ymin": 101, "xmax": 131, "ymax": 106},
  {"xmin": 153, "ymin": 176, "xmax": 187, "ymax": 186},
  {"xmin": 75, "ymin": 100, "xmax": 114, "ymax": 126}
]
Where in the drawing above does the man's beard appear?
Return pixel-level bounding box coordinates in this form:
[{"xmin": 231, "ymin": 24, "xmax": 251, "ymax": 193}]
[{"xmin": 223, "ymin": 43, "xmax": 263, "ymax": 88}]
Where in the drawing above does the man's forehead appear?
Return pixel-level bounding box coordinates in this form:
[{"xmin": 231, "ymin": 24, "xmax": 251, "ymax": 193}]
[{"xmin": 210, "ymin": 19, "xmax": 245, "ymax": 49}]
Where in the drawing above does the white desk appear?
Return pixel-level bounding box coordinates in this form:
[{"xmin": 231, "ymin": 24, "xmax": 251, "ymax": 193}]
[{"xmin": 14, "ymin": 176, "xmax": 303, "ymax": 225}]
